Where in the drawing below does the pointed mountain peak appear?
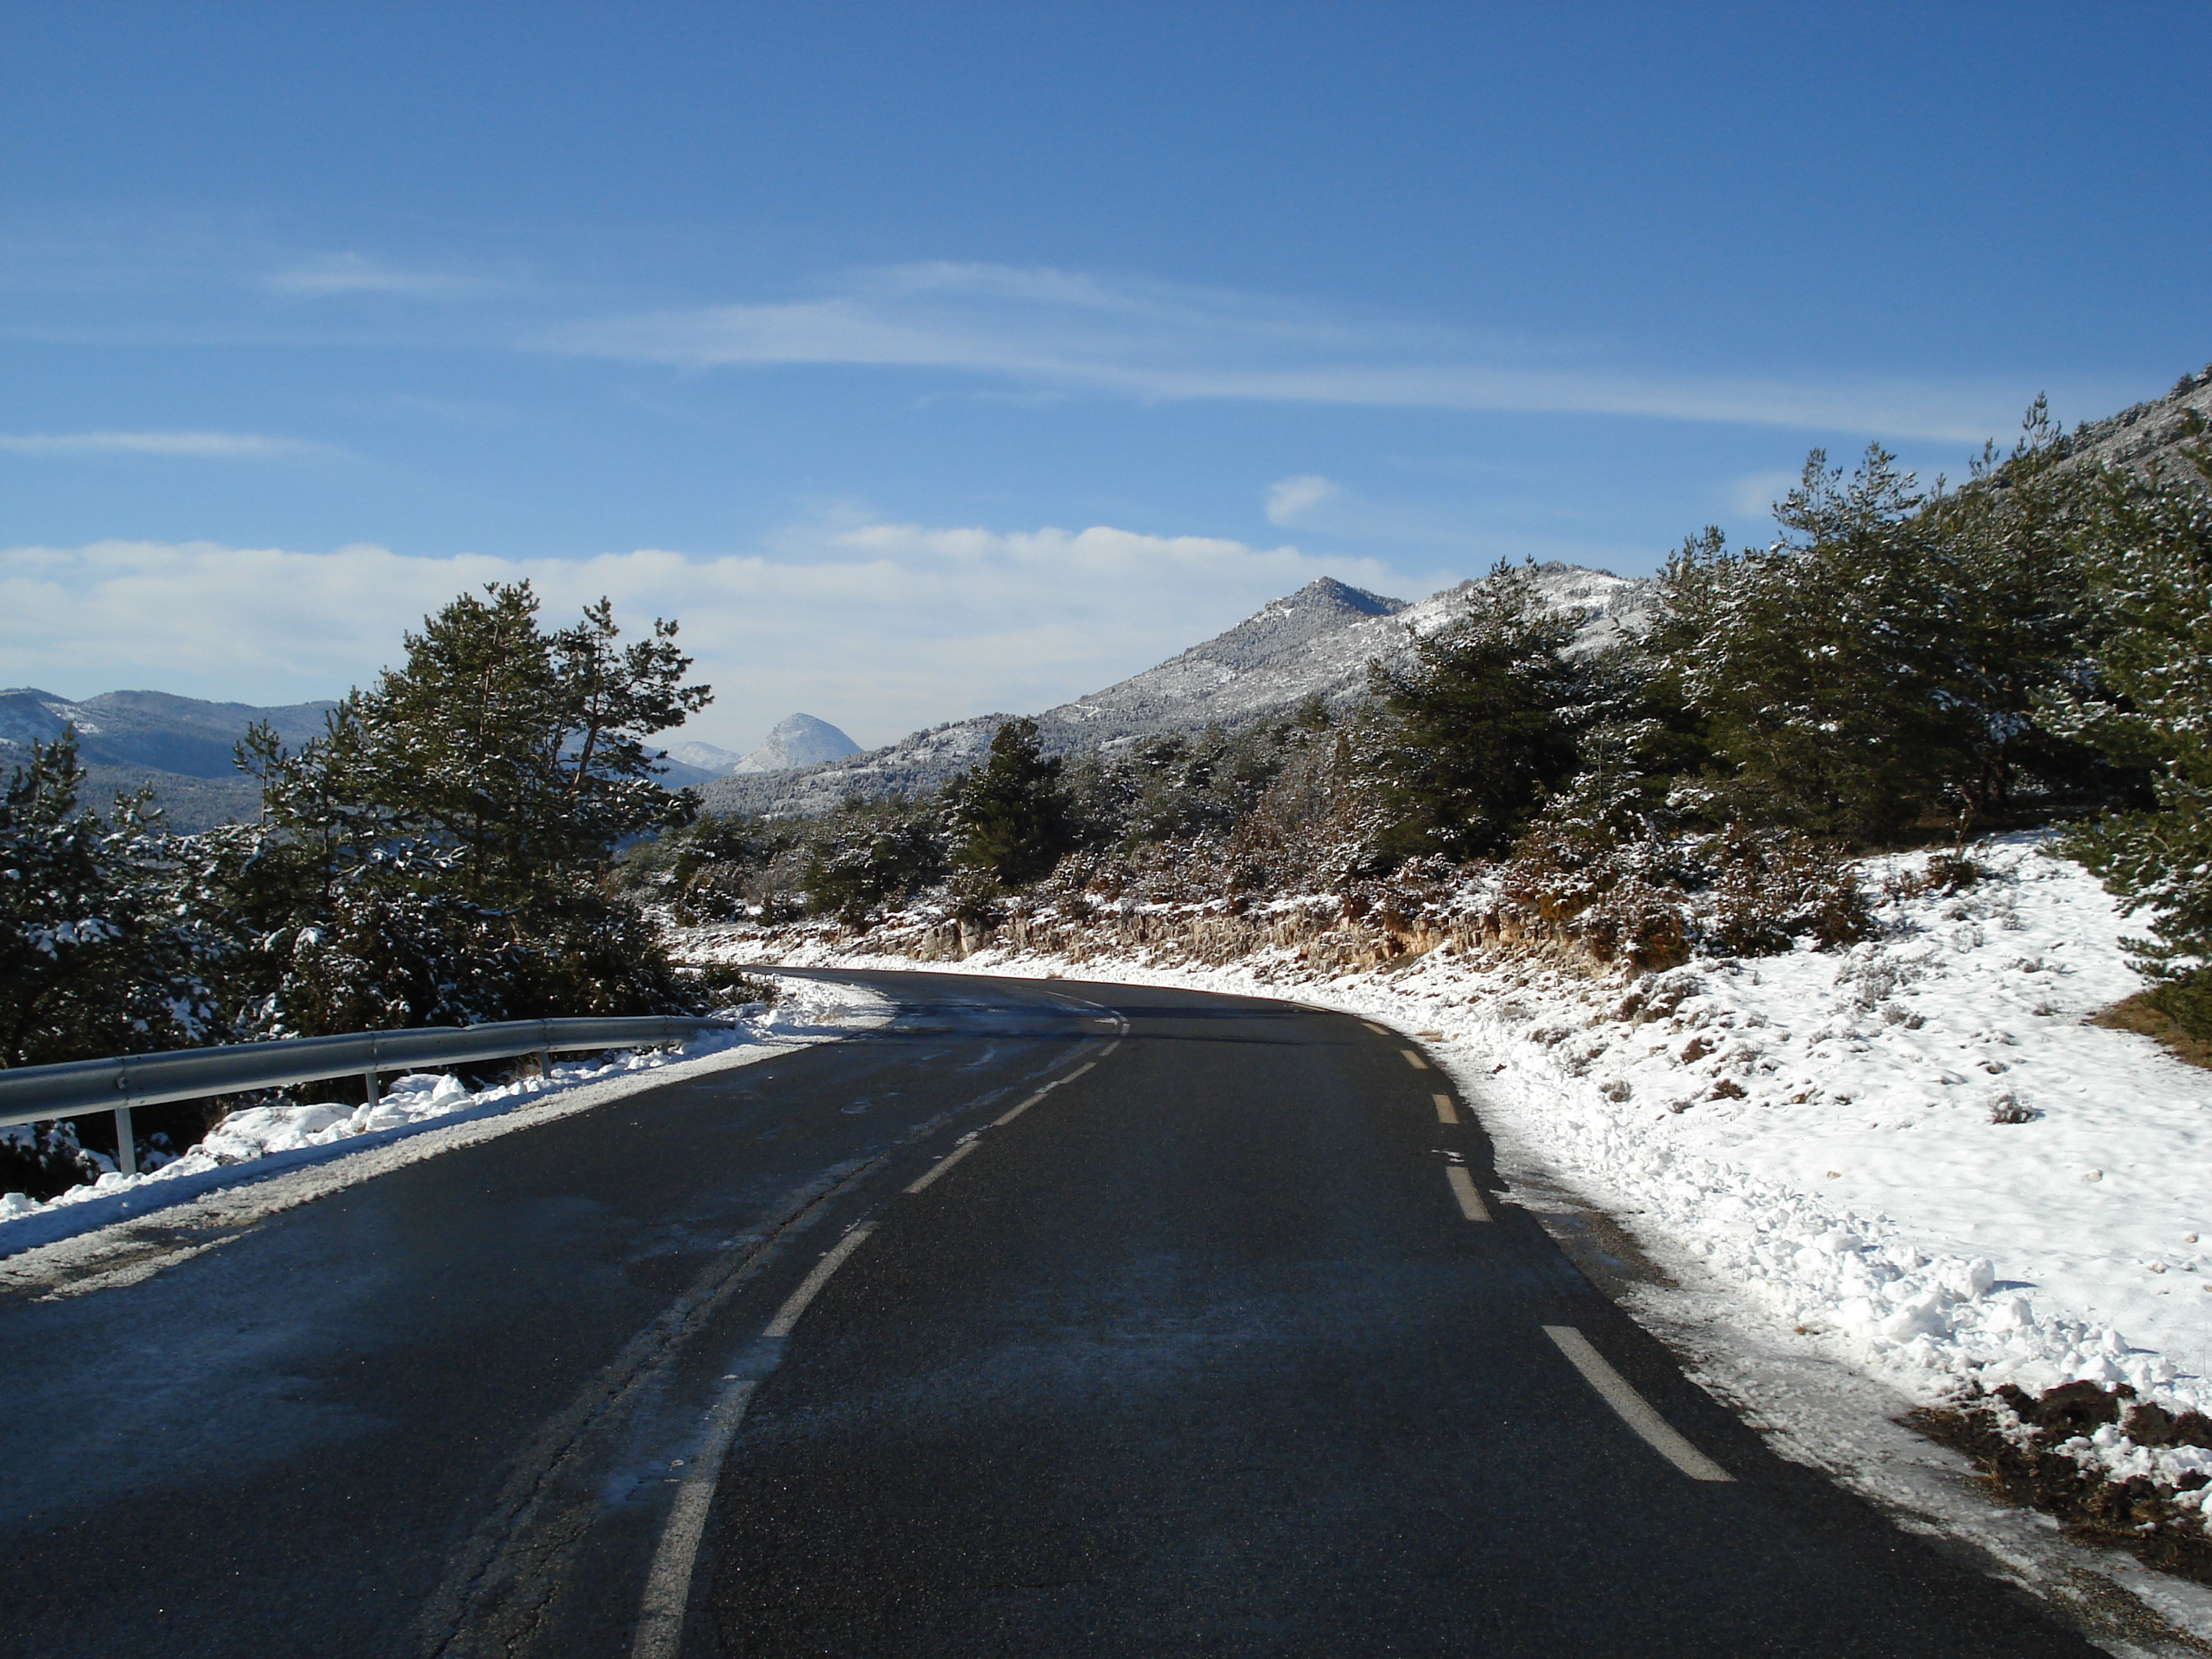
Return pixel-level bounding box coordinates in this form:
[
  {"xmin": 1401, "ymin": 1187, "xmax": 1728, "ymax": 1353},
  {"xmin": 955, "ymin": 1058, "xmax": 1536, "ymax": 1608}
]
[
  {"xmin": 733, "ymin": 713, "xmax": 863, "ymax": 775},
  {"xmin": 1282, "ymin": 575, "xmax": 1405, "ymax": 619}
]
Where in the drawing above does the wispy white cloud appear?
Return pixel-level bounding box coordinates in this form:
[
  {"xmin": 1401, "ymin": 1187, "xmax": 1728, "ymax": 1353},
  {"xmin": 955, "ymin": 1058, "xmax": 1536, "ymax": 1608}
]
[
  {"xmin": 0, "ymin": 524, "xmax": 1413, "ymax": 750},
  {"xmin": 549, "ymin": 261, "xmax": 2033, "ymax": 443},
  {"xmin": 1726, "ymin": 468, "xmax": 1801, "ymax": 521},
  {"xmin": 0, "ymin": 430, "xmax": 324, "ymax": 459},
  {"xmin": 1265, "ymin": 475, "xmax": 1342, "ymax": 526},
  {"xmin": 264, "ymin": 251, "xmax": 494, "ymax": 300}
]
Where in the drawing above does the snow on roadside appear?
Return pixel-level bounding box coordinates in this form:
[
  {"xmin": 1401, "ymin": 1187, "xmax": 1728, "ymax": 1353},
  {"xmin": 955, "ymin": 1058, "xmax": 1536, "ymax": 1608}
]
[
  {"xmin": 716, "ymin": 835, "xmax": 2212, "ymax": 1530},
  {"xmin": 0, "ymin": 974, "xmax": 888, "ymax": 1241}
]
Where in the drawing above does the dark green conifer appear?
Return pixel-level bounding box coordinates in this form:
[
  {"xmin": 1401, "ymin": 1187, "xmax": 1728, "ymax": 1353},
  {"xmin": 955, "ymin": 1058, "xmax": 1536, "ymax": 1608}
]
[{"xmin": 947, "ymin": 717, "xmax": 1074, "ymax": 886}]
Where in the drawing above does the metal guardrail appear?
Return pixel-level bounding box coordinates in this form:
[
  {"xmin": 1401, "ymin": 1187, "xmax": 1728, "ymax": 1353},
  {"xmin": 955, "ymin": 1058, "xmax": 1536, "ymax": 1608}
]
[{"xmin": 0, "ymin": 1015, "xmax": 737, "ymax": 1176}]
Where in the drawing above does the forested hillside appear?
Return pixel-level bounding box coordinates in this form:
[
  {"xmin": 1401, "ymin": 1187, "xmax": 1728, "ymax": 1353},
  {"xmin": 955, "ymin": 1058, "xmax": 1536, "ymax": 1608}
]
[{"xmin": 634, "ymin": 401, "xmax": 2212, "ymax": 1058}]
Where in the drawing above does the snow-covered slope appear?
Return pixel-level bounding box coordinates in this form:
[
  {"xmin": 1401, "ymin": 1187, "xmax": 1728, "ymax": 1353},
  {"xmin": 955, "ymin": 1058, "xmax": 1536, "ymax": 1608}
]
[
  {"xmin": 666, "ymin": 739, "xmax": 744, "ymax": 773},
  {"xmin": 670, "ymin": 715, "xmax": 863, "ymax": 778},
  {"xmin": 698, "ymin": 564, "xmax": 1655, "ymax": 819}
]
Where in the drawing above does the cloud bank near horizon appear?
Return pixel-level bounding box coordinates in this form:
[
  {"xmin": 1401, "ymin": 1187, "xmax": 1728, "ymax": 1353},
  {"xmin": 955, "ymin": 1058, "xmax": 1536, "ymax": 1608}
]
[{"xmin": 2, "ymin": 524, "xmax": 1424, "ymax": 752}]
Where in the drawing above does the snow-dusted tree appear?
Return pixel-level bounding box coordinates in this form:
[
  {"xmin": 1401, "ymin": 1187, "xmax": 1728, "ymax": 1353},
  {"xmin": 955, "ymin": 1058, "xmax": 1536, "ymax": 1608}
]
[
  {"xmin": 1367, "ymin": 562, "xmax": 1587, "ymax": 860},
  {"xmin": 2043, "ymin": 446, "xmax": 2212, "ymax": 1035},
  {"xmin": 199, "ymin": 583, "xmax": 713, "ymax": 1035},
  {"xmin": 946, "ymin": 717, "xmax": 1074, "ymax": 887},
  {"xmin": 0, "ymin": 733, "xmax": 199, "ymax": 1066},
  {"xmin": 1653, "ymin": 449, "xmax": 1956, "ymax": 841},
  {"xmin": 801, "ymin": 809, "xmax": 948, "ymax": 924},
  {"xmin": 1655, "ymin": 427, "xmax": 2117, "ymax": 843}
]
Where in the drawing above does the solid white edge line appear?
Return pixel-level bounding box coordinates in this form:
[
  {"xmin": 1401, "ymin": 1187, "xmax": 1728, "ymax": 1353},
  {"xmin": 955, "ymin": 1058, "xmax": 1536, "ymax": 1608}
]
[
  {"xmin": 902, "ymin": 1138, "xmax": 981, "ymax": 1196},
  {"xmin": 1445, "ymin": 1165, "xmax": 1491, "ymax": 1222},
  {"xmin": 630, "ymin": 1379, "xmax": 759, "ymax": 1659},
  {"xmin": 1432, "ymin": 1092, "xmax": 1457, "ymax": 1125},
  {"xmin": 1542, "ymin": 1325, "xmax": 1734, "ymax": 1483},
  {"xmin": 763, "ymin": 1223, "xmax": 877, "ymax": 1337},
  {"xmin": 1400, "ymin": 1048, "xmax": 1429, "ymax": 1070}
]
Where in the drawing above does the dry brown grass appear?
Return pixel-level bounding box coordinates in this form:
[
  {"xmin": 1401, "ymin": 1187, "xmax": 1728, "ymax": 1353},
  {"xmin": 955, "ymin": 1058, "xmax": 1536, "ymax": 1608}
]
[{"xmin": 2090, "ymin": 992, "xmax": 2212, "ymax": 1071}]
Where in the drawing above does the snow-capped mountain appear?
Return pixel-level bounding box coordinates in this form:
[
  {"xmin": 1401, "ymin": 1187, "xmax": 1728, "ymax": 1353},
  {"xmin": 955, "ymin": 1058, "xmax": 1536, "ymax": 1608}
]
[
  {"xmin": 664, "ymin": 716, "xmax": 863, "ymax": 780},
  {"xmin": 665, "ymin": 739, "xmax": 745, "ymax": 774},
  {"xmin": 697, "ymin": 563, "xmax": 1655, "ymax": 819},
  {"xmin": 733, "ymin": 713, "xmax": 863, "ymax": 774}
]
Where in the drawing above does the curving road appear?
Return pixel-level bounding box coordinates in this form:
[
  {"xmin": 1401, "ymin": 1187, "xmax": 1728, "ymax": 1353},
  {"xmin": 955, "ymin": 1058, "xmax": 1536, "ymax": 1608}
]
[{"xmin": 0, "ymin": 971, "xmax": 2102, "ymax": 1657}]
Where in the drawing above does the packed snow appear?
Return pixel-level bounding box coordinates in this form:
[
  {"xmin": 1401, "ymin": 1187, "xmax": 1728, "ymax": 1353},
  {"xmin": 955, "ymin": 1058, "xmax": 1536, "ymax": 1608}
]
[
  {"xmin": 724, "ymin": 835, "xmax": 2212, "ymax": 1531},
  {"xmin": 0, "ymin": 974, "xmax": 889, "ymax": 1239}
]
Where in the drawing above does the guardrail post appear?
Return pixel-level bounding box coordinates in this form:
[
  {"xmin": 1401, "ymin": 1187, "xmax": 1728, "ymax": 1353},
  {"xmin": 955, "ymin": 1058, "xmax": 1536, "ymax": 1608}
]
[
  {"xmin": 536, "ymin": 1049, "xmax": 553, "ymax": 1084},
  {"xmin": 363, "ymin": 1068, "xmax": 378, "ymax": 1107},
  {"xmin": 113, "ymin": 1105, "xmax": 135, "ymax": 1176}
]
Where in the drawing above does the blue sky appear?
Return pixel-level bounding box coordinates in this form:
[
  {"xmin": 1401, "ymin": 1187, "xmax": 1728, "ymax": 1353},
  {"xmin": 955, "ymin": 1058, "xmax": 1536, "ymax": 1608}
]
[{"xmin": 4, "ymin": 3, "xmax": 2208, "ymax": 751}]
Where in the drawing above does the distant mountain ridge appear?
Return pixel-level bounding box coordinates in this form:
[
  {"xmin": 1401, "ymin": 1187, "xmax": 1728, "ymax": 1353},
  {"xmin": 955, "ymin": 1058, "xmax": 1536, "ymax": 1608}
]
[
  {"xmin": 0, "ymin": 687, "xmax": 342, "ymax": 832},
  {"xmin": 0, "ymin": 683, "xmax": 859, "ymax": 826},
  {"xmin": 696, "ymin": 564, "xmax": 1655, "ymax": 819}
]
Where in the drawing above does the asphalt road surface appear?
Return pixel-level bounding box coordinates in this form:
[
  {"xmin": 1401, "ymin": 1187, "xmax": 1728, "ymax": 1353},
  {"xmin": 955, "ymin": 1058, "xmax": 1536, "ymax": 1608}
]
[{"xmin": 0, "ymin": 971, "xmax": 2107, "ymax": 1657}]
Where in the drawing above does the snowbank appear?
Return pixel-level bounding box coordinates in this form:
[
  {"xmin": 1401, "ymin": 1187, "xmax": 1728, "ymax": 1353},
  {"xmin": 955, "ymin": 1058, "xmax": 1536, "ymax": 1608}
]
[
  {"xmin": 0, "ymin": 974, "xmax": 887, "ymax": 1238},
  {"xmin": 706, "ymin": 837, "xmax": 2212, "ymax": 1524}
]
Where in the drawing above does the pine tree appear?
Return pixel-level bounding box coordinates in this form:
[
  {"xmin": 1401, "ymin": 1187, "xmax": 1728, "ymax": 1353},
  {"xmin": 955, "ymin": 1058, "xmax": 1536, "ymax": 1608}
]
[
  {"xmin": 2042, "ymin": 446, "xmax": 2212, "ymax": 1034},
  {"xmin": 947, "ymin": 718, "xmax": 1074, "ymax": 886},
  {"xmin": 801, "ymin": 804, "xmax": 948, "ymax": 923},
  {"xmin": 0, "ymin": 733, "xmax": 199, "ymax": 1066},
  {"xmin": 1366, "ymin": 561, "xmax": 1586, "ymax": 860},
  {"xmin": 196, "ymin": 583, "xmax": 714, "ymax": 1035},
  {"xmin": 1653, "ymin": 428, "xmax": 2118, "ymax": 843},
  {"xmin": 1653, "ymin": 448, "xmax": 1956, "ymax": 841}
]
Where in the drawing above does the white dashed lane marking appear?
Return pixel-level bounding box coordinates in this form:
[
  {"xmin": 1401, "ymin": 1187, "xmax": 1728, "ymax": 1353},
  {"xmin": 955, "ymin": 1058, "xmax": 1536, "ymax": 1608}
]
[
  {"xmin": 903, "ymin": 1138, "xmax": 981, "ymax": 1195},
  {"xmin": 1542, "ymin": 1325, "xmax": 1734, "ymax": 1483},
  {"xmin": 763, "ymin": 1223, "xmax": 878, "ymax": 1337},
  {"xmin": 1432, "ymin": 1092, "xmax": 1457, "ymax": 1125},
  {"xmin": 1400, "ymin": 1049, "xmax": 1429, "ymax": 1071},
  {"xmin": 1445, "ymin": 1166, "xmax": 1491, "ymax": 1222},
  {"xmin": 630, "ymin": 1379, "xmax": 757, "ymax": 1659}
]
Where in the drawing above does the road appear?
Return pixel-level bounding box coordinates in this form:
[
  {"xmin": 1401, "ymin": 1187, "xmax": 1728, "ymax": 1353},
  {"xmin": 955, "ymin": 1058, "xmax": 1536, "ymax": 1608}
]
[{"xmin": 0, "ymin": 970, "xmax": 2103, "ymax": 1657}]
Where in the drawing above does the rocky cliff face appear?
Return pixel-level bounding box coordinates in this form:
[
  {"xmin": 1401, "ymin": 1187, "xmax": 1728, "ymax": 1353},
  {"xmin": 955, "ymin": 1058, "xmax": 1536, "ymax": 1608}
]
[{"xmin": 2047, "ymin": 364, "xmax": 2212, "ymax": 480}]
